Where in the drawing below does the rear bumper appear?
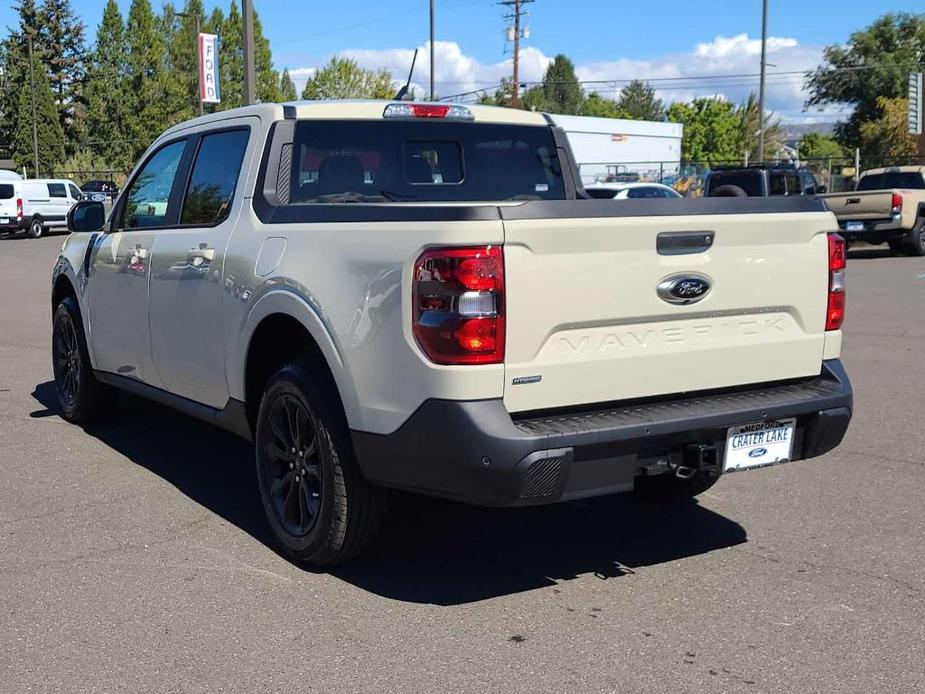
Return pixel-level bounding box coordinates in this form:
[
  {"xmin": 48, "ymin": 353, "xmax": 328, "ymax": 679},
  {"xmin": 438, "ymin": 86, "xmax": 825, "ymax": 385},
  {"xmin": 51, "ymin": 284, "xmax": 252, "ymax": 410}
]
[
  {"xmin": 0, "ymin": 217, "xmax": 25, "ymax": 232},
  {"xmin": 352, "ymin": 360, "xmax": 853, "ymax": 507},
  {"xmin": 837, "ymin": 218, "xmax": 904, "ymax": 241}
]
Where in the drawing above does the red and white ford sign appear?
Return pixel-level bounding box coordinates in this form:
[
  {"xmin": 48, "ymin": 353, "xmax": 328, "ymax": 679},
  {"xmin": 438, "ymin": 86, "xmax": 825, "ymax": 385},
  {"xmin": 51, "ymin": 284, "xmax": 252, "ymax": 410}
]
[{"xmin": 198, "ymin": 33, "xmax": 221, "ymax": 104}]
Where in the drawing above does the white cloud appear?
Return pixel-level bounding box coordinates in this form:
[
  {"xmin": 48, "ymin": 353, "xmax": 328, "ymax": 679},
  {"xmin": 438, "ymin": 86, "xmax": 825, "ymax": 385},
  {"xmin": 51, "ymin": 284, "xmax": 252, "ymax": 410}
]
[{"xmin": 288, "ymin": 34, "xmax": 844, "ymax": 122}]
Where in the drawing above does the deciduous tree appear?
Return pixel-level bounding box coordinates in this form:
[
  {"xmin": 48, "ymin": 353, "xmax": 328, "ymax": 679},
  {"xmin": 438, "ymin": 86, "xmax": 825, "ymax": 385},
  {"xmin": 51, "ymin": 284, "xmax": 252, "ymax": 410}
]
[
  {"xmin": 667, "ymin": 97, "xmax": 741, "ymax": 164},
  {"xmin": 805, "ymin": 12, "xmax": 925, "ymax": 149},
  {"xmin": 859, "ymin": 96, "xmax": 918, "ymax": 161},
  {"xmin": 300, "ymin": 56, "xmax": 393, "ymax": 100}
]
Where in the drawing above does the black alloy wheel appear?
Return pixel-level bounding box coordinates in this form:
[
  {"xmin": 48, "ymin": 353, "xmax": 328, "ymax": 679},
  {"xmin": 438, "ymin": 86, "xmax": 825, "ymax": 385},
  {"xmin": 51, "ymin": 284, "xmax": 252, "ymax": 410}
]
[
  {"xmin": 262, "ymin": 393, "xmax": 324, "ymax": 537},
  {"xmin": 52, "ymin": 308, "xmax": 81, "ymax": 410}
]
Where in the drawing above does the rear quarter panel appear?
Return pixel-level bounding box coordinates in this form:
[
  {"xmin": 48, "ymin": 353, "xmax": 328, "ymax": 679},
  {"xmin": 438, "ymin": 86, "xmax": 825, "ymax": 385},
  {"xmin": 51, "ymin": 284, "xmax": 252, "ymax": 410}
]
[{"xmin": 223, "ymin": 206, "xmax": 506, "ymax": 435}]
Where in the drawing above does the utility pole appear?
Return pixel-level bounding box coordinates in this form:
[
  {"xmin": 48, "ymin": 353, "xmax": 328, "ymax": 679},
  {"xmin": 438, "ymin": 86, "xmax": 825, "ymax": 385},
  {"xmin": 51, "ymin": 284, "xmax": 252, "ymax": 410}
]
[
  {"xmin": 27, "ymin": 34, "xmax": 38, "ymax": 178},
  {"xmin": 177, "ymin": 11, "xmax": 203, "ymax": 116},
  {"xmin": 757, "ymin": 0, "xmax": 768, "ymax": 163},
  {"xmin": 242, "ymin": 0, "xmax": 256, "ymax": 105},
  {"xmin": 429, "ymin": 0, "xmax": 435, "ymax": 101},
  {"xmin": 501, "ymin": 0, "xmax": 533, "ymax": 108}
]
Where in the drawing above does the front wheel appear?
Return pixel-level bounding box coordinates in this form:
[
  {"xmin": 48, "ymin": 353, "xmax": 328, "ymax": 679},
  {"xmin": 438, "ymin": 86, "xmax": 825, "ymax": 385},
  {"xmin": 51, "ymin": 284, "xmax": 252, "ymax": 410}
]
[
  {"xmin": 52, "ymin": 297, "xmax": 118, "ymax": 422},
  {"xmin": 255, "ymin": 356, "xmax": 385, "ymax": 567}
]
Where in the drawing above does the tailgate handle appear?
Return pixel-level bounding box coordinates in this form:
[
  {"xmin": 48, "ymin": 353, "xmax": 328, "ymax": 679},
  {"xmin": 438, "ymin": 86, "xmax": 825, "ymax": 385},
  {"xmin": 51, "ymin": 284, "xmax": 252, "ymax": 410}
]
[{"xmin": 657, "ymin": 231, "xmax": 714, "ymax": 255}]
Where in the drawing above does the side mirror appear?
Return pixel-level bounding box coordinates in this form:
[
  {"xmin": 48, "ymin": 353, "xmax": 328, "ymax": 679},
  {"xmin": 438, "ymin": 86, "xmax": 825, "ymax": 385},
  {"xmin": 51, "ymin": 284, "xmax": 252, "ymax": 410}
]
[{"xmin": 67, "ymin": 200, "xmax": 106, "ymax": 232}]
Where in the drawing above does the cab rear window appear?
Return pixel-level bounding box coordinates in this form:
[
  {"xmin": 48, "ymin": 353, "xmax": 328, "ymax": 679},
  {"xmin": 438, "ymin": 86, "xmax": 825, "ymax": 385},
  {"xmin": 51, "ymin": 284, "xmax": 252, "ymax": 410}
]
[
  {"xmin": 290, "ymin": 120, "xmax": 565, "ymax": 203},
  {"xmin": 857, "ymin": 172, "xmax": 925, "ymax": 191},
  {"xmin": 0, "ymin": 184, "xmax": 13, "ymax": 199}
]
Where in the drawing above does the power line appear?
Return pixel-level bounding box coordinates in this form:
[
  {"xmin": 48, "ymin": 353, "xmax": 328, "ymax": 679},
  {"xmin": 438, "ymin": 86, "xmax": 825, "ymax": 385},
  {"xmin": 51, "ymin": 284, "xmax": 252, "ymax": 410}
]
[{"xmin": 439, "ymin": 63, "xmax": 915, "ymax": 102}]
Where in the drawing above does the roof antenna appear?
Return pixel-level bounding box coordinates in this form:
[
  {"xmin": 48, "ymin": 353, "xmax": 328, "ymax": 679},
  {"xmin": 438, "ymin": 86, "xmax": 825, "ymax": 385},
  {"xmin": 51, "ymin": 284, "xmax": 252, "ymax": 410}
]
[{"xmin": 394, "ymin": 48, "xmax": 418, "ymax": 101}]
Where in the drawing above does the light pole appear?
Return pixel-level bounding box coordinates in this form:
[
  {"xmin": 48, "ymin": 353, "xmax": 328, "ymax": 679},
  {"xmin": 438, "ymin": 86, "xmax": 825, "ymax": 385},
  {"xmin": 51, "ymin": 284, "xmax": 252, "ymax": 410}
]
[
  {"xmin": 177, "ymin": 11, "xmax": 203, "ymax": 116},
  {"xmin": 757, "ymin": 0, "xmax": 768, "ymax": 163},
  {"xmin": 242, "ymin": 0, "xmax": 256, "ymax": 104},
  {"xmin": 27, "ymin": 34, "xmax": 39, "ymax": 178},
  {"xmin": 429, "ymin": 0, "xmax": 435, "ymax": 101}
]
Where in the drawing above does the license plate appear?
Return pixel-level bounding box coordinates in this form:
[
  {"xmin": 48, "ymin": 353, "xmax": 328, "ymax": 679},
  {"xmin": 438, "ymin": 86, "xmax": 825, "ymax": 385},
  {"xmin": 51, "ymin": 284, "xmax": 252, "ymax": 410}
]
[
  {"xmin": 0, "ymin": 218, "xmax": 8, "ymax": 224},
  {"xmin": 845, "ymin": 221, "xmax": 864, "ymax": 231},
  {"xmin": 724, "ymin": 418, "xmax": 796, "ymax": 471}
]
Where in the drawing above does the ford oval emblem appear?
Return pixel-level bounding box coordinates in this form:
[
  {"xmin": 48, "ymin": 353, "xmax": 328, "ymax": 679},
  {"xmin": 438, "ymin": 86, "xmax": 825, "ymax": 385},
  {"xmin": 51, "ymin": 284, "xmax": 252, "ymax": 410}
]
[
  {"xmin": 748, "ymin": 447, "xmax": 767, "ymax": 458},
  {"xmin": 657, "ymin": 274, "xmax": 712, "ymax": 305}
]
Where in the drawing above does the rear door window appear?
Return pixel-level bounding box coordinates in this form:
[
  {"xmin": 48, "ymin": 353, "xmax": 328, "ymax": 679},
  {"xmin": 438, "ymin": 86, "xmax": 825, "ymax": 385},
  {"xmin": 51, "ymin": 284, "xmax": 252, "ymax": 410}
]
[
  {"xmin": 785, "ymin": 173, "xmax": 801, "ymax": 195},
  {"xmin": 706, "ymin": 170, "xmax": 763, "ymax": 197},
  {"xmin": 47, "ymin": 183, "xmax": 66, "ymax": 198},
  {"xmin": 769, "ymin": 174, "xmax": 786, "ymax": 196},
  {"xmin": 180, "ymin": 129, "xmax": 250, "ymax": 226},
  {"xmin": 290, "ymin": 120, "xmax": 564, "ymax": 203},
  {"xmin": 0, "ymin": 184, "xmax": 14, "ymax": 199}
]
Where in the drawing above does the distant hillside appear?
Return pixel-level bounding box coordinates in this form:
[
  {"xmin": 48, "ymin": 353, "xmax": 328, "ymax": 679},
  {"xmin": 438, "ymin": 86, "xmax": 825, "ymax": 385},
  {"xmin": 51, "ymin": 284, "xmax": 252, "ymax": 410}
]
[{"xmin": 781, "ymin": 122, "xmax": 836, "ymax": 140}]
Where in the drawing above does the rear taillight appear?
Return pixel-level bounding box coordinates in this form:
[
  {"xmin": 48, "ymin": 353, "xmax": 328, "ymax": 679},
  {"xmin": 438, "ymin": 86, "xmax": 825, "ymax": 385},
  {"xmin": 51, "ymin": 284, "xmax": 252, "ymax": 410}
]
[
  {"xmin": 891, "ymin": 193, "xmax": 903, "ymax": 218},
  {"xmin": 413, "ymin": 246, "xmax": 504, "ymax": 364},
  {"xmin": 826, "ymin": 233, "xmax": 846, "ymax": 331},
  {"xmin": 16, "ymin": 197, "xmax": 22, "ymax": 218}
]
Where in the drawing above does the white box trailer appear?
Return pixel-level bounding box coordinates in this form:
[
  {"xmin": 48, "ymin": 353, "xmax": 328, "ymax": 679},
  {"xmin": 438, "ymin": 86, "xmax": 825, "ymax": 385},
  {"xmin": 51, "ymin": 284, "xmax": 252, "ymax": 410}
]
[{"xmin": 548, "ymin": 113, "xmax": 683, "ymax": 186}]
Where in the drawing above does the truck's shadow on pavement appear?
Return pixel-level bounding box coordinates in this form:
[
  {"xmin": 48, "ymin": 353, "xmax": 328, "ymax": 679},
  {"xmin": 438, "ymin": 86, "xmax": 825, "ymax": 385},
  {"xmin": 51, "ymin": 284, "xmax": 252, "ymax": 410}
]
[{"xmin": 32, "ymin": 381, "xmax": 747, "ymax": 605}]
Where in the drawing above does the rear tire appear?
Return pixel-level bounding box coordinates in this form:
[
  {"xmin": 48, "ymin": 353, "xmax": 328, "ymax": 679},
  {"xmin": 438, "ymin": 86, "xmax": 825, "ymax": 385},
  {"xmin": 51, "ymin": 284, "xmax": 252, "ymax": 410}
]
[
  {"xmin": 27, "ymin": 217, "xmax": 44, "ymax": 239},
  {"xmin": 52, "ymin": 296, "xmax": 118, "ymax": 423},
  {"xmin": 888, "ymin": 238, "xmax": 906, "ymax": 255},
  {"xmin": 633, "ymin": 471, "xmax": 721, "ymax": 502},
  {"xmin": 255, "ymin": 354, "xmax": 385, "ymax": 567},
  {"xmin": 907, "ymin": 218, "xmax": 925, "ymax": 257}
]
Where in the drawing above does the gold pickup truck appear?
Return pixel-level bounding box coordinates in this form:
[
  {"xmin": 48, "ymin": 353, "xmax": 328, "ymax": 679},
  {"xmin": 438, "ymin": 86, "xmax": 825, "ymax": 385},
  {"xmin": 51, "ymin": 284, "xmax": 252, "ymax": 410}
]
[{"xmin": 820, "ymin": 166, "xmax": 925, "ymax": 255}]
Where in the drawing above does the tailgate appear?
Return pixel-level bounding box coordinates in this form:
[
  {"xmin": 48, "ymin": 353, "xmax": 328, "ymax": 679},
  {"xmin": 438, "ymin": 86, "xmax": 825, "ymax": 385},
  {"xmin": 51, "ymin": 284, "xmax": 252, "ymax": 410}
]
[
  {"xmin": 821, "ymin": 190, "xmax": 894, "ymax": 220},
  {"xmin": 501, "ymin": 204, "xmax": 833, "ymax": 414}
]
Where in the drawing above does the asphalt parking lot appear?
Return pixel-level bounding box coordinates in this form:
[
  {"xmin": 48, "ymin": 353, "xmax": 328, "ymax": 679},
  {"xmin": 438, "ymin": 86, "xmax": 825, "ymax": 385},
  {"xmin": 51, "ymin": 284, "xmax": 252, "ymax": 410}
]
[{"xmin": 1, "ymin": 235, "xmax": 923, "ymax": 693}]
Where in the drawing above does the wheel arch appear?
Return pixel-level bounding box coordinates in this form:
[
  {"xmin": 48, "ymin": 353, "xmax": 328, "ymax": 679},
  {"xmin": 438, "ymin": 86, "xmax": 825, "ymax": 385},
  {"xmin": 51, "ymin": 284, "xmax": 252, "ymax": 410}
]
[{"xmin": 236, "ymin": 292, "xmax": 359, "ymax": 435}]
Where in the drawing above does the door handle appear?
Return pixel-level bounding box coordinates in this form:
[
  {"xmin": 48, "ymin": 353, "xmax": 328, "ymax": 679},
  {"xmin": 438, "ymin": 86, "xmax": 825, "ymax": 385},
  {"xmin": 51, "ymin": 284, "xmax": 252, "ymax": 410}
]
[{"xmin": 188, "ymin": 247, "xmax": 216, "ymax": 261}]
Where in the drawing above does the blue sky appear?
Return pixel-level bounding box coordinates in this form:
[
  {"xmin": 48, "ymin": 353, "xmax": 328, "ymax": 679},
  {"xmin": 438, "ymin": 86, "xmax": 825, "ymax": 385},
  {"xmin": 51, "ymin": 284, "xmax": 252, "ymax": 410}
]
[{"xmin": 1, "ymin": 0, "xmax": 913, "ymax": 120}]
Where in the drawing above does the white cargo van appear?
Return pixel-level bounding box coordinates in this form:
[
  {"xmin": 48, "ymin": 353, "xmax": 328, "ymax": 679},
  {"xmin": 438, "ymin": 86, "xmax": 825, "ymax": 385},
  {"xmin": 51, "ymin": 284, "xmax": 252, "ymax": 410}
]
[{"xmin": 0, "ymin": 178, "xmax": 83, "ymax": 238}]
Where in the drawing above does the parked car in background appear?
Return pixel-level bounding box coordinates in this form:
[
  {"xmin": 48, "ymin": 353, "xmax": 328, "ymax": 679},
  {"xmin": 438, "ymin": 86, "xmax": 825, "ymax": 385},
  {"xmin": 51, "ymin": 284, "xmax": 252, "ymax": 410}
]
[
  {"xmin": 0, "ymin": 178, "xmax": 82, "ymax": 238},
  {"xmin": 80, "ymin": 179, "xmax": 119, "ymax": 202},
  {"xmin": 53, "ymin": 101, "xmax": 852, "ymax": 567},
  {"xmin": 0, "ymin": 169, "xmax": 22, "ymax": 180},
  {"xmin": 819, "ymin": 166, "xmax": 925, "ymax": 256},
  {"xmin": 584, "ymin": 181, "xmax": 683, "ymax": 199},
  {"xmin": 705, "ymin": 165, "xmax": 823, "ymax": 198}
]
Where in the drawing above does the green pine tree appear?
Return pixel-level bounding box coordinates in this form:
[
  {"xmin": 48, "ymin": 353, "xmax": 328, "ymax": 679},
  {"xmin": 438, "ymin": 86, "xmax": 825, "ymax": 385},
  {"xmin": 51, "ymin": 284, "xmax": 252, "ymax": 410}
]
[
  {"xmin": 38, "ymin": 0, "xmax": 88, "ymax": 152},
  {"xmin": 253, "ymin": 11, "xmax": 280, "ymax": 103},
  {"xmin": 0, "ymin": 1, "xmax": 43, "ymax": 155},
  {"xmin": 125, "ymin": 0, "xmax": 169, "ymax": 160},
  {"xmin": 538, "ymin": 55, "xmax": 583, "ymax": 114},
  {"xmin": 161, "ymin": 0, "xmax": 206, "ymax": 122},
  {"xmin": 279, "ymin": 68, "xmax": 297, "ymax": 101},
  {"xmin": 13, "ymin": 46, "xmax": 65, "ymax": 175},
  {"xmin": 218, "ymin": 1, "xmax": 244, "ymax": 109},
  {"xmin": 615, "ymin": 80, "xmax": 666, "ymax": 121},
  {"xmin": 83, "ymin": 0, "xmax": 132, "ymax": 170}
]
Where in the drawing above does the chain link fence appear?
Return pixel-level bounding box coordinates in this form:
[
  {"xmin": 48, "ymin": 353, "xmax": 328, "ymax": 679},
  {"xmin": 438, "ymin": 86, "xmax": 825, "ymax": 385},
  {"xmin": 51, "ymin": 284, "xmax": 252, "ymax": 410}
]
[{"xmin": 580, "ymin": 155, "xmax": 925, "ymax": 197}]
